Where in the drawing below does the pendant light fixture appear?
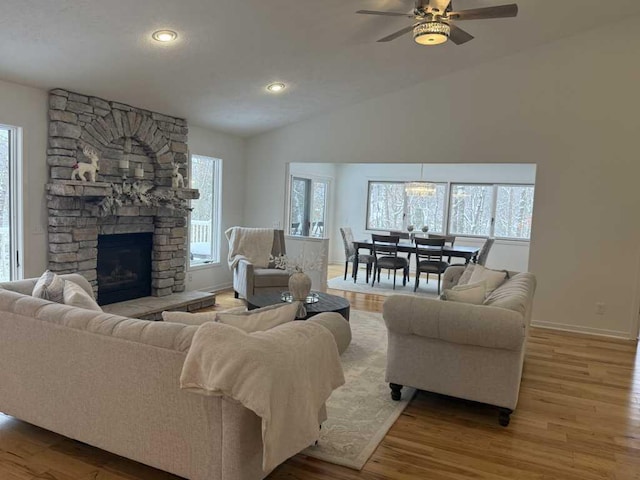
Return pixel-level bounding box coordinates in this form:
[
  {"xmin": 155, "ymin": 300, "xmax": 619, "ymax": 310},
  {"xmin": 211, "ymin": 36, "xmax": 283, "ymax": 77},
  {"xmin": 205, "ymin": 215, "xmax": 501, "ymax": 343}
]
[{"xmin": 405, "ymin": 164, "xmax": 436, "ymax": 197}]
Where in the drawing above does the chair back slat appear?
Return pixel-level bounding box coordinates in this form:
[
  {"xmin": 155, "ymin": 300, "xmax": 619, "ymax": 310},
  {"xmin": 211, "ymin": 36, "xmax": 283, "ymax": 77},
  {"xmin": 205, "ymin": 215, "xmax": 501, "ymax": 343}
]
[
  {"xmin": 371, "ymin": 234, "xmax": 399, "ymax": 259},
  {"xmin": 428, "ymin": 234, "xmax": 455, "ymax": 247},
  {"xmin": 414, "ymin": 237, "xmax": 445, "ymax": 262}
]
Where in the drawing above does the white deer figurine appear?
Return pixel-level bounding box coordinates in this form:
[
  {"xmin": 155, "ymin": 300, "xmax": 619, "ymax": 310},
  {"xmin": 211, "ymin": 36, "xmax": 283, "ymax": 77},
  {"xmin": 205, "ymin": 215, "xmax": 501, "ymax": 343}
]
[
  {"xmin": 171, "ymin": 161, "xmax": 185, "ymax": 188},
  {"xmin": 71, "ymin": 145, "xmax": 100, "ymax": 182}
]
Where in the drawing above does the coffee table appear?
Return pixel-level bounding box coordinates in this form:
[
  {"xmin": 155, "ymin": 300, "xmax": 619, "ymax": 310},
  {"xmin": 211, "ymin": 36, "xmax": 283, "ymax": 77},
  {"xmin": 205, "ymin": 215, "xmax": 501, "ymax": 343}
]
[{"xmin": 247, "ymin": 291, "xmax": 350, "ymax": 321}]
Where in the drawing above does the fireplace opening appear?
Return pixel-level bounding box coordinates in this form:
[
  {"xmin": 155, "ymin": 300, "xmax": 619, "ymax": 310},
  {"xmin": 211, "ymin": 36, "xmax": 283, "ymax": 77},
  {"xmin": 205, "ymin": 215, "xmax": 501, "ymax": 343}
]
[{"xmin": 97, "ymin": 233, "xmax": 152, "ymax": 305}]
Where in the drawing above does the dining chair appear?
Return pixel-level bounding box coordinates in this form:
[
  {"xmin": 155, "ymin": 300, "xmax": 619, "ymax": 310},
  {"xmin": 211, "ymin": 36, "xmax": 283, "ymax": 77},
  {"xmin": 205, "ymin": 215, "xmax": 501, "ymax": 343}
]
[
  {"xmin": 371, "ymin": 234, "xmax": 409, "ymax": 289},
  {"xmin": 414, "ymin": 237, "xmax": 449, "ymax": 294},
  {"xmin": 340, "ymin": 227, "xmax": 374, "ymax": 283},
  {"xmin": 477, "ymin": 238, "xmax": 495, "ymax": 266},
  {"xmin": 428, "ymin": 234, "xmax": 456, "ymax": 262}
]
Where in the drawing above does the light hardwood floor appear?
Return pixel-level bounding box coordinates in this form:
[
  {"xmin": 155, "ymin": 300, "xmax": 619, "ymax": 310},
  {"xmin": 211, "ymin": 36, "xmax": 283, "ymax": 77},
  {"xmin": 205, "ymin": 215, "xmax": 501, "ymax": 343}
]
[{"xmin": 1, "ymin": 265, "xmax": 639, "ymax": 480}]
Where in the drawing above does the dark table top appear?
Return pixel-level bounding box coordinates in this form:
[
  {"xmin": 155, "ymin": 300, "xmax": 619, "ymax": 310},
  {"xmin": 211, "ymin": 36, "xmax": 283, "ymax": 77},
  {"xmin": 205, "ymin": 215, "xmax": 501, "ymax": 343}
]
[
  {"xmin": 353, "ymin": 239, "xmax": 480, "ymax": 257},
  {"xmin": 247, "ymin": 291, "xmax": 351, "ymax": 319}
]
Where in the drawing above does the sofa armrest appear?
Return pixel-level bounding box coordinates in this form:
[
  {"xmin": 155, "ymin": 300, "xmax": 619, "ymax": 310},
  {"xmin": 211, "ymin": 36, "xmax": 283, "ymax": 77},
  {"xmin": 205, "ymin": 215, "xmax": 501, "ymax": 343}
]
[
  {"xmin": 442, "ymin": 266, "xmax": 466, "ymax": 291},
  {"xmin": 234, "ymin": 259, "xmax": 255, "ymax": 298},
  {"xmin": 383, "ymin": 295, "xmax": 526, "ymax": 351}
]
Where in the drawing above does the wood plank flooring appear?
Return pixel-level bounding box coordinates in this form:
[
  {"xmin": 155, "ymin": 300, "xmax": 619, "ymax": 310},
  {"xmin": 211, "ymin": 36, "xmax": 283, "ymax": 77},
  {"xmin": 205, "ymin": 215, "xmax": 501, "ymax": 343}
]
[{"xmin": 1, "ymin": 264, "xmax": 639, "ymax": 479}]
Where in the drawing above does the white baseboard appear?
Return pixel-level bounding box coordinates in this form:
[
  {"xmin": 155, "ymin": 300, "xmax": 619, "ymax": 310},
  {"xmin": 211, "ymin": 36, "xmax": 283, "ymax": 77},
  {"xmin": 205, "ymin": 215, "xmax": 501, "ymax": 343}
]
[{"xmin": 531, "ymin": 320, "xmax": 635, "ymax": 341}]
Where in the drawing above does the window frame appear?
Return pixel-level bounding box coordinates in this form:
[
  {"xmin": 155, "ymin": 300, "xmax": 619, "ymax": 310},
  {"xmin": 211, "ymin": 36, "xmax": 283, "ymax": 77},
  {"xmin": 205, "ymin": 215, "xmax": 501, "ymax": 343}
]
[
  {"xmin": 365, "ymin": 180, "xmax": 448, "ymax": 234},
  {"xmin": 188, "ymin": 154, "xmax": 222, "ymax": 270},
  {"xmin": 447, "ymin": 182, "xmax": 534, "ymax": 241},
  {"xmin": 0, "ymin": 124, "xmax": 23, "ymax": 281}
]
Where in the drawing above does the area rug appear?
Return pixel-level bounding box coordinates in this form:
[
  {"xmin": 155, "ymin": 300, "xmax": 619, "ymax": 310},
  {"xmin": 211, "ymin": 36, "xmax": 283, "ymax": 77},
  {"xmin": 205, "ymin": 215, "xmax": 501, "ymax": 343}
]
[
  {"xmin": 302, "ymin": 309, "xmax": 416, "ymax": 470},
  {"xmin": 327, "ymin": 274, "xmax": 440, "ymax": 298}
]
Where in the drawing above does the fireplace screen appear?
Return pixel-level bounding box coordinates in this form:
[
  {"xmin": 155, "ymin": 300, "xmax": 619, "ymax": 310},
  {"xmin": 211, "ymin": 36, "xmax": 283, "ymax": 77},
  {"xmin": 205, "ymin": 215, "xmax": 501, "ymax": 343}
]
[{"xmin": 97, "ymin": 233, "xmax": 152, "ymax": 305}]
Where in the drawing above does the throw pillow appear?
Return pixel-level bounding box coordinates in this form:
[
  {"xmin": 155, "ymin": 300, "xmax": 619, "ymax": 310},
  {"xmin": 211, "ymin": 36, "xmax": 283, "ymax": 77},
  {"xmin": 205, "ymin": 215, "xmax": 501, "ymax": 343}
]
[
  {"xmin": 32, "ymin": 270, "xmax": 65, "ymax": 303},
  {"xmin": 456, "ymin": 263, "xmax": 476, "ymax": 286},
  {"xmin": 162, "ymin": 307, "xmax": 247, "ymax": 326},
  {"xmin": 442, "ymin": 281, "xmax": 487, "ymax": 305},
  {"xmin": 63, "ymin": 280, "xmax": 102, "ymax": 311},
  {"xmin": 468, "ymin": 264, "xmax": 508, "ymax": 296},
  {"xmin": 216, "ymin": 301, "xmax": 300, "ymax": 333}
]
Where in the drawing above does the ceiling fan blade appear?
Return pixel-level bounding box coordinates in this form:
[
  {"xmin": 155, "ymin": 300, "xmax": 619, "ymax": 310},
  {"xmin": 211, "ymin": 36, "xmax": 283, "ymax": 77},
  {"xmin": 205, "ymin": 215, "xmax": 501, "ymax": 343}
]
[
  {"xmin": 448, "ymin": 4, "xmax": 518, "ymax": 21},
  {"xmin": 448, "ymin": 24, "xmax": 474, "ymax": 45},
  {"xmin": 377, "ymin": 25, "xmax": 415, "ymax": 42},
  {"xmin": 356, "ymin": 10, "xmax": 412, "ymax": 17}
]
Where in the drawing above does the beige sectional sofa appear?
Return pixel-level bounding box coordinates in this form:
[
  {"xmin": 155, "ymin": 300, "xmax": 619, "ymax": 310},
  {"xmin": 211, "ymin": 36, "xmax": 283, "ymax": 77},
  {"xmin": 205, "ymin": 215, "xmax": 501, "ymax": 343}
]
[
  {"xmin": 0, "ymin": 274, "xmax": 348, "ymax": 479},
  {"xmin": 383, "ymin": 266, "xmax": 536, "ymax": 426}
]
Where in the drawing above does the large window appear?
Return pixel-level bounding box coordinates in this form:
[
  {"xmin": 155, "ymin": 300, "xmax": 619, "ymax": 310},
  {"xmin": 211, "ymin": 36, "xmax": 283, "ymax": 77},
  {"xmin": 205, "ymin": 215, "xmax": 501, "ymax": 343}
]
[
  {"xmin": 448, "ymin": 183, "xmax": 534, "ymax": 239},
  {"xmin": 289, "ymin": 176, "xmax": 329, "ymax": 238},
  {"xmin": 0, "ymin": 125, "xmax": 21, "ymax": 281},
  {"xmin": 366, "ymin": 180, "xmax": 534, "ymax": 240},
  {"xmin": 189, "ymin": 155, "xmax": 222, "ymax": 267},
  {"xmin": 366, "ymin": 181, "xmax": 447, "ymax": 233}
]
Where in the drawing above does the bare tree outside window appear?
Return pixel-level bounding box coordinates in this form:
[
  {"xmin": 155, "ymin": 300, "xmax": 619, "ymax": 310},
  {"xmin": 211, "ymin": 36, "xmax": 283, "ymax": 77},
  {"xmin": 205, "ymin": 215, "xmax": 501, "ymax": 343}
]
[
  {"xmin": 367, "ymin": 182, "xmax": 405, "ymax": 231},
  {"xmin": 495, "ymin": 185, "xmax": 534, "ymax": 239},
  {"xmin": 448, "ymin": 185, "xmax": 493, "ymax": 236}
]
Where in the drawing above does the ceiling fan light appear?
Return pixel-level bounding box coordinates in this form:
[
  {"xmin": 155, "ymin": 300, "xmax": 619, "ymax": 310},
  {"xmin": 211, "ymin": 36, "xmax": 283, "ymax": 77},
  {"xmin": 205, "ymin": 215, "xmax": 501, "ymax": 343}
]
[{"xmin": 413, "ymin": 21, "xmax": 450, "ymax": 45}]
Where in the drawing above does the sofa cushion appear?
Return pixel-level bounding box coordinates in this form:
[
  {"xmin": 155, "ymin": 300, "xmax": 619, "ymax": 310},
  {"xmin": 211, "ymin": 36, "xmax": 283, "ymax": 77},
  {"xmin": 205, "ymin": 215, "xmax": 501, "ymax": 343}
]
[
  {"xmin": 32, "ymin": 270, "xmax": 65, "ymax": 303},
  {"xmin": 216, "ymin": 302, "xmax": 299, "ymax": 333},
  {"xmin": 468, "ymin": 265, "xmax": 508, "ymax": 296},
  {"xmin": 162, "ymin": 307, "xmax": 246, "ymax": 326},
  {"xmin": 63, "ymin": 280, "xmax": 102, "ymax": 311},
  {"xmin": 253, "ymin": 268, "xmax": 290, "ymax": 288},
  {"xmin": 442, "ymin": 281, "xmax": 486, "ymax": 305},
  {"xmin": 483, "ymin": 272, "xmax": 536, "ymax": 316},
  {"xmin": 457, "ymin": 264, "xmax": 476, "ymax": 286}
]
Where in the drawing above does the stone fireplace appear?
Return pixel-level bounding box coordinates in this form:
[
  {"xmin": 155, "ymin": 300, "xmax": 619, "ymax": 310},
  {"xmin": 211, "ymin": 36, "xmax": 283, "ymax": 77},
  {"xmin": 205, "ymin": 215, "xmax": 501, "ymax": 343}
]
[{"xmin": 46, "ymin": 89, "xmax": 199, "ymax": 300}]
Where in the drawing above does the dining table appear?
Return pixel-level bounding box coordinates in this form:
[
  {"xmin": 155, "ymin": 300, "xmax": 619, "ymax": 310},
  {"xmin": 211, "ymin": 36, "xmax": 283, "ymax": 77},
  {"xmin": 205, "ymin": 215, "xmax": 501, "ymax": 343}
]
[{"xmin": 351, "ymin": 239, "xmax": 480, "ymax": 283}]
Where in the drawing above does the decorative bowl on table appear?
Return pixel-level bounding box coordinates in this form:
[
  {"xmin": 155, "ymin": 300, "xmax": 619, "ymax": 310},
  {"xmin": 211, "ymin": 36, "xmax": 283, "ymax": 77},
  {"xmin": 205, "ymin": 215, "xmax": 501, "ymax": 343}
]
[{"xmin": 281, "ymin": 291, "xmax": 320, "ymax": 304}]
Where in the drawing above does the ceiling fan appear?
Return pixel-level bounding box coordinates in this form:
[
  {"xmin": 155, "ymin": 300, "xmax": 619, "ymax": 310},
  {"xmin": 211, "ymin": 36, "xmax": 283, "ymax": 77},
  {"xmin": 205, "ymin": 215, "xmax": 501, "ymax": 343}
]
[{"xmin": 356, "ymin": 0, "xmax": 518, "ymax": 45}]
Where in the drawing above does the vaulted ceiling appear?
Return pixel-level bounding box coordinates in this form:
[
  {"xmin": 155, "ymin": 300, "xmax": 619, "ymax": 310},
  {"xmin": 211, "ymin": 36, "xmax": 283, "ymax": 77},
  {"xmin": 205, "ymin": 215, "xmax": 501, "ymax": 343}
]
[{"xmin": 1, "ymin": 0, "xmax": 638, "ymax": 136}]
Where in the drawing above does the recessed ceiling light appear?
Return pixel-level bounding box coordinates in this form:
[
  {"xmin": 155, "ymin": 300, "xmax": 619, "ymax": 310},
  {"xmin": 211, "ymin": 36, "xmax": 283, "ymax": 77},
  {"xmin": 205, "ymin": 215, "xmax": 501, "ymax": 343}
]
[
  {"xmin": 152, "ymin": 30, "xmax": 178, "ymax": 43},
  {"xmin": 266, "ymin": 82, "xmax": 286, "ymax": 93}
]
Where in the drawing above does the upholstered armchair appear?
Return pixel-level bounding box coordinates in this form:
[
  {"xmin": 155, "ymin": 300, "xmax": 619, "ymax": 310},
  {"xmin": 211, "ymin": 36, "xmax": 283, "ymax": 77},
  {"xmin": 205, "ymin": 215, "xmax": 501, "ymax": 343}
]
[
  {"xmin": 383, "ymin": 266, "xmax": 536, "ymax": 426},
  {"xmin": 233, "ymin": 230, "xmax": 289, "ymax": 299}
]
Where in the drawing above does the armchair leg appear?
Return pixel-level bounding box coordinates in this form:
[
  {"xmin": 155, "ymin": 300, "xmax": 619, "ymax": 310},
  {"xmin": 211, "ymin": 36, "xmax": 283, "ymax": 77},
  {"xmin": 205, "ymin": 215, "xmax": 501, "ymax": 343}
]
[
  {"xmin": 344, "ymin": 261, "xmax": 348, "ymax": 281},
  {"xmin": 393, "ymin": 270, "xmax": 397, "ymax": 289},
  {"xmin": 498, "ymin": 408, "xmax": 512, "ymax": 427},
  {"xmin": 414, "ymin": 271, "xmax": 420, "ymax": 292},
  {"xmin": 437, "ymin": 274, "xmax": 441, "ymax": 294},
  {"xmin": 234, "ymin": 291, "xmax": 239, "ymax": 299},
  {"xmin": 390, "ymin": 383, "xmax": 403, "ymax": 401}
]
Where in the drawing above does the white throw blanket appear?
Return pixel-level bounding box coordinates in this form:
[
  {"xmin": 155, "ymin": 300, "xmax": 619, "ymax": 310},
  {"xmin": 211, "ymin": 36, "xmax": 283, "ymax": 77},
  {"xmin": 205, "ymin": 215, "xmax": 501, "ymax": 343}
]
[
  {"xmin": 180, "ymin": 320, "xmax": 345, "ymax": 472},
  {"xmin": 225, "ymin": 227, "xmax": 275, "ymax": 270}
]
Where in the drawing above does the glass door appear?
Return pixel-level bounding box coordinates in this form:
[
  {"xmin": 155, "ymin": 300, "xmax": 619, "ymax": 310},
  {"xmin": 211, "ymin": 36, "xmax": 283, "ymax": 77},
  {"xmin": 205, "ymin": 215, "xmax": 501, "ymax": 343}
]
[{"xmin": 289, "ymin": 176, "xmax": 329, "ymax": 238}]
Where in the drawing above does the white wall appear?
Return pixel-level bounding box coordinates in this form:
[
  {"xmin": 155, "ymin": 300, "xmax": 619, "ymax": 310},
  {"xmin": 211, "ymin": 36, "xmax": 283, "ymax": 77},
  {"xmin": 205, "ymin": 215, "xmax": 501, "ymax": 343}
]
[
  {"xmin": 0, "ymin": 78, "xmax": 48, "ymax": 278},
  {"xmin": 184, "ymin": 125, "xmax": 246, "ymax": 292},
  {"xmin": 328, "ymin": 162, "xmax": 534, "ymax": 272},
  {"xmin": 244, "ymin": 16, "xmax": 640, "ymax": 339}
]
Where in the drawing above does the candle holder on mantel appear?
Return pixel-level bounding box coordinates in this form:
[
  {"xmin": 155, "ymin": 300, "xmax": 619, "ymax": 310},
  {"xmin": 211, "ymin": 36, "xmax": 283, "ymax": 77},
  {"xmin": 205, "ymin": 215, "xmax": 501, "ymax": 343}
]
[{"xmin": 134, "ymin": 163, "xmax": 145, "ymax": 180}]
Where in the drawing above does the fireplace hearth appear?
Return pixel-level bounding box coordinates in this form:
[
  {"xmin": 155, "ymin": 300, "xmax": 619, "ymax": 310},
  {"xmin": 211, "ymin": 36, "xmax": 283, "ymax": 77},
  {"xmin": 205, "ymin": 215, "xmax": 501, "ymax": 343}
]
[{"xmin": 97, "ymin": 233, "xmax": 152, "ymax": 305}]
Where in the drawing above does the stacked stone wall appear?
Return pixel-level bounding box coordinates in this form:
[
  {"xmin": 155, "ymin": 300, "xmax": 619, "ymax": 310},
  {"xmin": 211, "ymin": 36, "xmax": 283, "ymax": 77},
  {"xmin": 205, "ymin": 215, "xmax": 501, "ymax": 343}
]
[{"xmin": 46, "ymin": 89, "xmax": 197, "ymax": 298}]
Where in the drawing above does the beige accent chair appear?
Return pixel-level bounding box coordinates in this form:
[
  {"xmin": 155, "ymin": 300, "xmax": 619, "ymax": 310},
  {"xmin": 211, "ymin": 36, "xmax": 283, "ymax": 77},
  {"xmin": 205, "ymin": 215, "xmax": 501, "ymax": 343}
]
[
  {"xmin": 383, "ymin": 265, "xmax": 536, "ymax": 426},
  {"xmin": 233, "ymin": 230, "xmax": 289, "ymax": 299}
]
